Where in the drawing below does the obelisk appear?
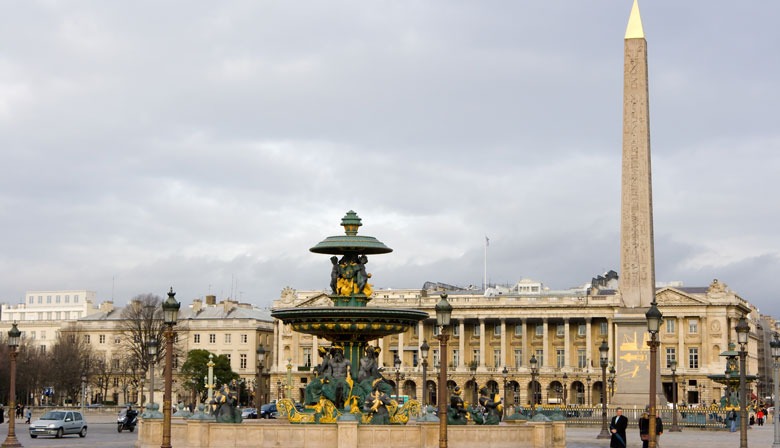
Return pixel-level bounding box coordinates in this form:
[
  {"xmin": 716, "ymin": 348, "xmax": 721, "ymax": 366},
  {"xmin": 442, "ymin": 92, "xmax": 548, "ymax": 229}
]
[
  {"xmin": 619, "ymin": 0, "xmax": 655, "ymax": 309},
  {"xmin": 612, "ymin": 0, "xmax": 664, "ymax": 406}
]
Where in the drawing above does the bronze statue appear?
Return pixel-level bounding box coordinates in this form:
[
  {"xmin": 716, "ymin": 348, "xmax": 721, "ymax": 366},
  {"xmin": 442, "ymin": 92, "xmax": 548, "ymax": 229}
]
[
  {"xmin": 364, "ymin": 379, "xmax": 392, "ymax": 424},
  {"xmin": 477, "ymin": 386, "xmax": 501, "ymax": 425},
  {"xmin": 447, "ymin": 387, "xmax": 468, "ymax": 425},
  {"xmin": 214, "ymin": 381, "xmax": 242, "ymax": 423}
]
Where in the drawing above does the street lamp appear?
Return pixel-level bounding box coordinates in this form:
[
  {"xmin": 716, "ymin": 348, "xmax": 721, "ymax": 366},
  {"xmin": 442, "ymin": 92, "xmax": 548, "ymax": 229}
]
[
  {"xmin": 161, "ymin": 287, "xmax": 180, "ymax": 448},
  {"xmin": 2, "ymin": 323, "xmax": 22, "ymax": 448},
  {"xmin": 530, "ymin": 354, "xmax": 539, "ymax": 416},
  {"xmin": 147, "ymin": 336, "xmax": 159, "ymax": 406},
  {"xmin": 435, "ymin": 293, "xmax": 452, "ymax": 448},
  {"xmin": 256, "ymin": 344, "xmax": 267, "ymax": 410},
  {"xmin": 770, "ymin": 333, "xmax": 780, "ymax": 448},
  {"xmin": 394, "ymin": 354, "xmax": 402, "ymax": 401},
  {"xmin": 736, "ymin": 316, "xmax": 750, "ymax": 448},
  {"xmin": 596, "ymin": 339, "xmax": 610, "ymax": 439},
  {"xmin": 608, "ymin": 365, "xmax": 615, "ymax": 400},
  {"xmin": 420, "ymin": 339, "xmax": 430, "ymax": 407},
  {"xmin": 470, "ymin": 361, "xmax": 478, "ymax": 406},
  {"xmin": 562, "ymin": 372, "xmax": 568, "ymax": 407},
  {"xmin": 81, "ymin": 372, "xmax": 87, "ymax": 413},
  {"xmin": 276, "ymin": 380, "xmax": 282, "ymax": 400},
  {"xmin": 502, "ymin": 366, "xmax": 509, "ymax": 419},
  {"xmin": 669, "ymin": 358, "xmax": 681, "ymax": 431},
  {"xmin": 645, "ymin": 300, "xmax": 663, "ymax": 448},
  {"xmin": 586, "ymin": 375, "xmax": 591, "ymax": 406}
]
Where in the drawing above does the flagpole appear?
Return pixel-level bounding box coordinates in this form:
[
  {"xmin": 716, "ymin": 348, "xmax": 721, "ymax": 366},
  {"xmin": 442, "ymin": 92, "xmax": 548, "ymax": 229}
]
[{"xmin": 484, "ymin": 236, "xmax": 488, "ymax": 291}]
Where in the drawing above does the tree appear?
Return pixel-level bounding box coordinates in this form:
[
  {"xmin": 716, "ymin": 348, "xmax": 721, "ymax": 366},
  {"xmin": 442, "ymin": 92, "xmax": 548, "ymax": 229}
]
[
  {"xmin": 179, "ymin": 349, "xmax": 238, "ymax": 403},
  {"xmin": 118, "ymin": 294, "xmax": 169, "ymax": 375},
  {"xmin": 92, "ymin": 356, "xmax": 112, "ymax": 403},
  {"xmin": 47, "ymin": 331, "xmax": 95, "ymax": 405}
]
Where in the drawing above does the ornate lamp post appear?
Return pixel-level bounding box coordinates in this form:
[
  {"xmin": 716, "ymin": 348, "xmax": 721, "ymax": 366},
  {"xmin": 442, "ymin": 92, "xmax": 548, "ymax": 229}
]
[
  {"xmin": 394, "ymin": 354, "xmax": 402, "ymax": 401},
  {"xmin": 586, "ymin": 375, "xmax": 591, "ymax": 406},
  {"xmin": 669, "ymin": 358, "xmax": 681, "ymax": 431},
  {"xmin": 646, "ymin": 300, "xmax": 663, "ymax": 448},
  {"xmin": 147, "ymin": 337, "xmax": 159, "ymax": 405},
  {"xmin": 470, "ymin": 362, "xmax": 478, "ymax": 406},
  {"xmin": 2, "ymin": 323, "xmax": 22, "ymax": 448},
  {"xmin": 736, "ymin": 316, "xmax": 750, "ymax": 448},
  {"xmin": 608, "ymin": 365, "xmax": 616, "ymax": 399},
  {"xmin": 276, "ymin": 380, "xmax": 282, "ymax": 400},
  {"xmin": 420, "ymin": 339, "xmax": 430, "ymax": 407},
  {"xmin": 255, "ymin": 344, "xmax": 267, "ymax": 410},
  {"xmin": 435, "ymin": 293, "xmax": 453, "ymax": 448},
  {"xmin": 770, "ymin": 333, "xmax": 780, "ymax": 448},
  {"xmin": 81, "ymin": 372, "xmax": 87, "ymax": 413},
  {"xmin": 596, "ymin": 340, "xmax": 610, "ymax": 439},
  {"xmin": 161, "ymin": 287, "xmax": 180, "ymax": 448},
  {"xmin": 502, "ymin": 366, "xmax": 509, "ymax": 419},
  {"xmin": 562, "ymin": 372, "xmax": 568, "ymax": 406},
  {"xmin": 529, "ymin": 354, "xmax": 539, "ymax": 416}
]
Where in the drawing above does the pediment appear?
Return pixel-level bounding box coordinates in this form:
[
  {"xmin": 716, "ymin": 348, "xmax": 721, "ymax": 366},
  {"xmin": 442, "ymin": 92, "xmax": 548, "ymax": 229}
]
[
  {"xmin": 655, "ymin": 287, "xmax": 708, "ymax": 306},
  {"xmin": 295, "ymin": 293, "xmax": 333, "ymax": 308}
]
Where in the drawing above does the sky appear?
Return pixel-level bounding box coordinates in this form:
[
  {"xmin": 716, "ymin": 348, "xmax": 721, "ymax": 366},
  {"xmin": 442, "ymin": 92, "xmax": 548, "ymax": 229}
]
[{"xmin": 1, "ymin": 1, "xmax": 778, "ymax": 316}]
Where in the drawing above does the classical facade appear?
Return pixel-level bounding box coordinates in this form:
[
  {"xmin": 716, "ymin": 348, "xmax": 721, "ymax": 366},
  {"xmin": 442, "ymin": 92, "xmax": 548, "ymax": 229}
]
[
  {"xmin": 270, "ymin": 278, "xmax": 764, "ymax": 408},
  {"xmin": 0, "ymin": 294, "xmax": 274, "ymax": 406}
]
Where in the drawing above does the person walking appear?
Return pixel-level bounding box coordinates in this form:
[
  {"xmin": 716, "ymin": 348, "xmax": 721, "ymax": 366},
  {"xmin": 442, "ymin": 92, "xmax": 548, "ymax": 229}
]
[
  {"xmin": 0, "ymin": 404, "xmax": 5, "ymax": 424},
  {"xmin": 727, "ymin": 408, "xmax": 737, "ymax": 432},
  {"xmin": 757, "ymin": 409, "xmax": 764, "ymax": 426},
  {"xmin": 24, "ymin": 407, "xmax": 31, "ymax": 424},
  {"xmin": 639, "ymin": 410, "xmax": 664, "ymax": 448},
  {"xmin": 610, "ymin": 407, "xmax": 628, "ymax": 448}
]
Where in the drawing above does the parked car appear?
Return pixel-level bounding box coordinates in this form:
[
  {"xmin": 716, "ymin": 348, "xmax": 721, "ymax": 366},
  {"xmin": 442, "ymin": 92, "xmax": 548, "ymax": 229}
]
[
  {"xmin": 29, "ymin": 410, "xmax": 88, "ymax": 439},
  {"xmin": 241, "ymin": 408, "xmax": 257, "ymax": 419},
  {"xmin": 260, "ymin": 402, "xmax": 303, "ymax": 419}
]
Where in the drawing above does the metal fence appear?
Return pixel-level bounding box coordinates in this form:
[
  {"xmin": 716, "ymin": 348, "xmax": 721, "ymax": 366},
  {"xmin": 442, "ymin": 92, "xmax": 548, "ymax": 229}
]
[{"xmin": 510, "ymin": 405, "xmax": 738, "ymax": 429}]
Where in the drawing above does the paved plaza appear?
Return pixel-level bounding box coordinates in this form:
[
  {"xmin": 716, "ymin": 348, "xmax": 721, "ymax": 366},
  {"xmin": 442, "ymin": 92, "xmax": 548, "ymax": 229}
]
[{"xmin": 565, "ymin": 424, "xmax": 776, "ymax": 448}]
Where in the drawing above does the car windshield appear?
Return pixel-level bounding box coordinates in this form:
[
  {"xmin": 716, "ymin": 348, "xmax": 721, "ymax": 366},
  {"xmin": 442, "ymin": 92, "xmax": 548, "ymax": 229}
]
[{"xmin": 41, "ymin": 411, "xmax": 66, "ymax": 420}]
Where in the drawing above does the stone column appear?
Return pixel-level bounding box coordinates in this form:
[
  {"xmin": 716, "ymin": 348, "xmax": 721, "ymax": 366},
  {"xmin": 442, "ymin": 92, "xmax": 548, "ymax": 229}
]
[
  {"xmin": 378, "ymin": 337, "xmax": 385, "ymax": 368},
  {"xmin": 273, "ymin": 319, "xmax": 279, "ymax": 371},
  {"xmin": 701, "ymin": 316, "xmax": 708, "ymax": 372},
  {"xmin": 543, "ymin": 319, "xmax": 549, "ymax": 367},
  {"xmin": 678, "ymin": 316, "xmax": 685, "ymax": 372},
  {"xmin": 479, "ymin": 319, "xmax": 486, "ymax": 367},
  {"xmin": 563, "ymin": 318, "xmax": 570, "ymax": 369},
  {"xmin": 607, "ymin": 318, "xmax": 614, "ymax": 364},
  {"xmin": 521, "ymin": 319, "xmax": 528, "ymax": 369},
  {"xmin": 398, "ymin": 331, "xmax": 405, "ymax": 366},
  {"xmin": 418, "ymin": 321, "xmax": 425, "ymax": 371},
  {"xmin": 277, "ymin": 320, "xmax": 284, "ymax": 371},
  {"xmin": 459, "ymin": 319, "xmax": 466, "ymax": 369},
  {"xmin": 500, "ymin": 319, "xmax": 507, "ymax": 368},
  {"xmin": 586, "ymin": 318, "xmax": 592, "ymax": 372},
  {"xmin": 313, "ymin": 336, "xmax": 319, "ymax": 366}
]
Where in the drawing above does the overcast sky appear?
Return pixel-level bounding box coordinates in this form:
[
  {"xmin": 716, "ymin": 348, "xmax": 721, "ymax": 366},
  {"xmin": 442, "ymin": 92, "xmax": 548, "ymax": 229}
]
[{"xmin": 1, "ymin": 1, "xmax": 778, "ymax": 317}]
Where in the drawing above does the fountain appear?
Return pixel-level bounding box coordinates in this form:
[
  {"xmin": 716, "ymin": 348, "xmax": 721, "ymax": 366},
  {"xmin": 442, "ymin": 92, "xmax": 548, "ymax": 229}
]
[
  {"xmin": 271, "ymin": 211, "xmax": 428, "ymax": 423},
  {"xmin": 708, "ymin": 342, "xmax": 758, "ymax": 408}
]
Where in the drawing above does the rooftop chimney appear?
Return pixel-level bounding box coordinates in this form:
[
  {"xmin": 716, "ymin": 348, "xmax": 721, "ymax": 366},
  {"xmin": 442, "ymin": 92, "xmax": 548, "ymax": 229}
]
[{"xmin": 205, "ymin": 295, "xmax": 216, "ymax": 306}]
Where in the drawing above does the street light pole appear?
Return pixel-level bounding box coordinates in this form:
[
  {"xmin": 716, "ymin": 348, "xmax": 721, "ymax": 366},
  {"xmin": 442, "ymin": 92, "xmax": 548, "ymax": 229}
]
[
  {"xmin": 586, "ymin": 375, "xmax": 591, "ymax": 407},
  {"xmin": 645, "ymin": 300, "xmax": 663, "ymax": 448},
  {"xmin": 770, "ymin": 333, "xmax": 780, "ymax": 448},
  {"xmin": 147, "ymin": 337, "xmax": 159, "ymax": 406},
  {"xmin": 81, "ymin": 372, "xmax": 87, "ymax": 414},
  {"xmin": 394, "ymin": 354, "xmax": 402, "ymax": 401},
  {"xmin": 669, "ymin": 359, "xmax": 681, "ymax": 431},
  {"xmin": 596, "ymin": 340, "xmax": 610, "ymax": 439},
  {"xmin": 435, "ymin": 293, "xmax": 453, "ymax": 448},
  {"xmin": 530, "ymin": 354, "xmax": 538, "ymax": 417},
  {"xmin": 256, "ymin": 344, "xmax": 266, "ymax": 411},
  {"xmin": 502, "ymin": 366, "xmax": 509, "ymax": 420},
  {"xmin": 2, "ymin": 323, "xmax": 22, "ymax": 448},
  {"xmin": 420, "ymin": 340, "xmax": 430, "ymax": 407},
  {"xmin": 736, "ymin": 316, "xmax": 750, "ymax": 448},
  {"xmin": 562, "ymin": 372, "xmax": 568, "ymax": 407},
  {"xmin": 161, "ymin": 287, "xmax": 180, "ymax": 448}
]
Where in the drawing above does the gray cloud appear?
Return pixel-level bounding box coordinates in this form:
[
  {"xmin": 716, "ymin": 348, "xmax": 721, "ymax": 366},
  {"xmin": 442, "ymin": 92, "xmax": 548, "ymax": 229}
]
[{"xmin": 1, "ymin": 1, "xmax": 778, "ymax": 317}]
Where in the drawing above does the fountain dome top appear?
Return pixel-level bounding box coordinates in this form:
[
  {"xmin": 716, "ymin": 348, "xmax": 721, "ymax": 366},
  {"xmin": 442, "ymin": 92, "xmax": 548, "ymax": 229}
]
[{"xmin": 310, "ymin": 210, "xmax": 393, "ymax": 255}]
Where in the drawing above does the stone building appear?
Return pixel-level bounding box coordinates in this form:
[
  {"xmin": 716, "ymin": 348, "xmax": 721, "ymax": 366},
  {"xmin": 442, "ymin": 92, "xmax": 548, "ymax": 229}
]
[{"xmin": 270, "ymin": 277, "xmax": 763, "ymax": 408}]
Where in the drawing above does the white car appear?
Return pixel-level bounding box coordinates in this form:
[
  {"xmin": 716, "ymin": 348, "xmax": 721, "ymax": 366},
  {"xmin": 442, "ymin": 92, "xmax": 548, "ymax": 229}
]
[{"xmin": 29, "ymin": 410, "xmax": 88, "ymax": 439}]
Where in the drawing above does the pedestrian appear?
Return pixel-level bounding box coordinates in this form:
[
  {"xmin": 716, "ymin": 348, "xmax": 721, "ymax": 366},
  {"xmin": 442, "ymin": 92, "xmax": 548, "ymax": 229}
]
[
  {"xmin": 757, "ymin": 409, "xmax": 764, "ymax": 426},
  {"xmin": 15, "ymin": 404, "xmax": 21, "ymax": 419},
  {"xmin": 639, "ymin": 409, "xmax": 664, "ymax": 448},
  {"xmin": 727, "ymin": 408, "xmax": 737, "ymax": 432},
  {"xmin": 0, "ymin": 404, "xmax": 5, "ymax": 424},
  {"xmin": 25, "ymin": 408, "xmax": 31, "ymax": 424},
  {"xmin": 749, "ymin": 414, "xmax": 755, "ymax": 426},
  {"xmin": 610, "ymin": 407, "xmax": 628, "ymax": 448}
]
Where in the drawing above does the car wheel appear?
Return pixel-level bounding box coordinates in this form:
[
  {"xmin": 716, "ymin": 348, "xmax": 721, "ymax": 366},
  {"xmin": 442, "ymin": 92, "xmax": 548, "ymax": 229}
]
[
  {"xmin": 118, "ymin": 424, "xmax": 123, "ymax": 433},
  {"xmin": 56, "ymin": 428, "xmax": 64, "ymax": 438},
  {"xmin": 30, "ymin": 435, "xmax": 37, "ymax": 439},
  {"xmin": 80, "ymin": 427, "xmax": 87, "ymax": 438},
  {"xmin": 129, "ymin": 426, "xmax": 135, "ymax": 433}
]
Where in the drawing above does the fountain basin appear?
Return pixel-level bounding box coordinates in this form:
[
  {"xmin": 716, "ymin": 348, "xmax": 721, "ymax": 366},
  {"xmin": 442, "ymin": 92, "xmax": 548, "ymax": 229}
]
[{"xmin": 272, "ymin": 307, "xmax": 428, "ymax": 341}]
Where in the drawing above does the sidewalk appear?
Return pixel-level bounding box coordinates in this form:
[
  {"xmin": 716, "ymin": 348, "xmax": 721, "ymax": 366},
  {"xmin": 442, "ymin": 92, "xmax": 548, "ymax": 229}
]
[{"xmin": 566, "ymin": 423, "xmax": 776, "ymax": 448}]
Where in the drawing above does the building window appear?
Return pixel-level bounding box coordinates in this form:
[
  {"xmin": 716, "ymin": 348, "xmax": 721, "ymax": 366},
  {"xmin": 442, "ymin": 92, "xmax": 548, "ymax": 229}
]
[
  {"xmin": 84, "ymin": 335, "xmax": 91, "ymax": 344},
  {"xmin": 46, "ymin": 296, "xmax": 52, "ymax": 304},
  {"xmin": 225, "ymin": 334, "xmax": 231, "ymax": 343},
  {"xmin": 473, "ymin": 325, "xmax": 480, "ymax": 336},
  {"xmin": 38, "ymin": 312, "xmax": 43, "ymax": 320},
  {"xmin": 28, "ymin": 296, "xmax": 33, "ymax": 304},
  {"xmin": 99, "ymin": 335, "xmax": 106, "ymax": 344},
  {"xmin": 40, "ymin": 345, "xmax": 46, "ymax": 354},
  {"xmin": 114, "ymin": 336, "xmax": 121, "ymax": 344},
  {"xmin": 556, "ymin": 349, "xmax": 565, "ymax": 368},
  {"xmin": 556, "ymin": 324, "xmax": 564, "ymax": 336},
  {"xmin": 688, "ymin": 319, "xmax": 698, "ymax": 334},
  {"xmin": 240, "ymin": 354, "xmax": 248, "ymax": 369},
  {"xmin": 689, "ymin": 347, "xmax": 699, "ymax": 369},
  {"xmin": 74, "ymin": 295, "xmax": 79, "ymax": 303},
  {"xmin": 55, "ymin": 295, "xmax": 60, "ymax": 303},
  {"xmin": 41, "ymin": 331, "xmax": 46, "ymax": 340},
  {"xmin": 433, "ymin": 325, "xmax": 441, "ymax": 336},
  {"xmin": 666, "ymin": 319, "xmax": 675, "ymax": 334},
  {"xmin": 515, "ymin": 324, "xmax": 523, "ymax": 336},
  {"xmin": 303, "ymin": 348, "xmax": 312, "ymax": 367},
  {"xmin": 494, "ymin": 325, "xmax": 501, "ymax": 336},
  {"xmin": 433, "ymin": 349, "xmax": 440, "ymax": 368},
  {"xmin": 112, "ymin": 358, "xmax": 120, "ymax": 370},
  {"xmin": 65, "ymin": 295, "xmax": 69, "ymax": 302},
  {"xmin": 453, "ymin": 325, "xmax": 460, "ymax": 337},
  {"xmin": 113, "ymin": 377, "xmax": 120, "ymax": 387},
  {"xmin": 194, "ymin": 334, "xmax": 200, "ymax": 344},
  {"xmin": 209, "ymin": 334, "xmax": 216, "ymax": 344},
  {"xmin": 578, "ymin": 324, "xmax": 586, "ymax": 336},
  {"xmin": 241, "ymin": 334, "xmax": 248, "ymax": 344},
  {"xmin": 31, "ymin": 331, "xmax": 36, "ymax": 340},
  {"xmin": 56, "ymin": 312, "xmax": 61, "ymax": 320},
  {"xmin": 493, "ymin": 349, "xmax": 501, "ymax": 367},
  {"xmin": 473, "ymin": 349, "xmax": 480, "ymax": 366},
  {"xmin": 599, "ymin": 322, "xmax": 608, "ymax": 335},
  {"xmin": 514, "ymin": 349, "xmax": 523, "ymax": 368},
  {"xmin": 47, "ymin": 312, "xmax": 52, "ymax": 320},
  {"xmin": 535, "ymin": 324, "xmax": 543, "ymax": 336},
  {"xmin": 535, "ymin": 349, "xmax": 544, "ymax": 367},
  {"xmin": 578, "ymin": 349, "xmax": 586, "ymax": 368},
  {"xmin": 666, "ymin": 348, "xmax": 676, "ymax": 367},
  {"xmin": 64, "ymin": 311, "xmax": 70, "ymax": 319},
  {"xmin": 452, "ymin": 349, "xmax": 460, "ymax": 367},
  {"xmin": 225, "ymin": 353, "xmax": 231, "ymax": 363}
]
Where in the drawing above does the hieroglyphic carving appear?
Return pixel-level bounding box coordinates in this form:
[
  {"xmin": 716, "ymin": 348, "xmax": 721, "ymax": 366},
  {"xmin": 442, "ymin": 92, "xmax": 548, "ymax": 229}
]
[{"xmin": 619, "ymin": 36, "xmax": 655, "ymax": 308}]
